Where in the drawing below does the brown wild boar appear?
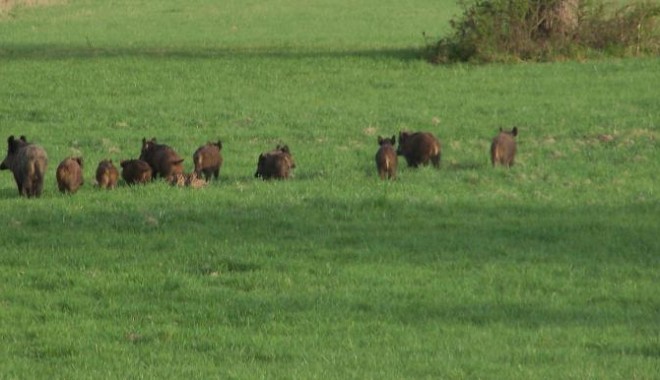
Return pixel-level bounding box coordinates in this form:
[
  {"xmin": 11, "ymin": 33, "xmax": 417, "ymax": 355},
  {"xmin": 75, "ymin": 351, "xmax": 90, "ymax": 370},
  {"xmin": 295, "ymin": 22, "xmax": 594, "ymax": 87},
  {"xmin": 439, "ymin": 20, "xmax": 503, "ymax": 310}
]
[
  {"xmin": 0, "ymin": 135, "xmax": 48, "ymax": 198},
  {"xmin": 254, "ymin": 145, "xmax": 296, "ymax": 180},
  {"xmin": 120, "ymin": 159, "xmax": 152, "ymax": 185},
  {"xmin": 56, "ymin": 157, "xmax": 84, "ymax": 194},
  {"xmin": 139, "ymin": 138, "xmax": 184, "ymax": 181},
  {"xmin": 490, "ymin": 127, "xmax": 518, "ymax": 167},
  {"xmin": 375, "ymin": 135, "xmax": 397, "ymax": 180},
  {"xmin": 193, "ymin": 140, "xmax": 223, "ymax": 181},
  {"xmin": 96, "ymin": 159, "xmax": 119, "ymax": 189},
  {"xmin": 397, "ymin": 131, "xmax": 441, "ymax": 168}
]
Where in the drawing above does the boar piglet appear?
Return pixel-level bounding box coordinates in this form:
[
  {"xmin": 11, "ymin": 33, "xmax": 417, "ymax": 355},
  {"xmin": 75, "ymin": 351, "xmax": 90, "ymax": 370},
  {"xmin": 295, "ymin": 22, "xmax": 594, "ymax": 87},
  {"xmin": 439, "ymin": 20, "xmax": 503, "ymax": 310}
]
[
  {"xmin": 120, "ymin": 159, "xmax": 152, "ymax": 185},
  {"xmin": 96, "ymin": 159, "xmax": 119, "ymax": 189},
  {"xmin": 375, "ymin": 135, "xmax": 397, "ymax": 180},
  {"xmin": 490, "ymin": 127, "xmax": 518, "ymax": 167},
  {"xmin": 193, "ymin": 140, "xmax": 223, "ymax": 181},
  {"xmin": 56, "ymin": 157, "xmax": 84, "ymax": 194}
]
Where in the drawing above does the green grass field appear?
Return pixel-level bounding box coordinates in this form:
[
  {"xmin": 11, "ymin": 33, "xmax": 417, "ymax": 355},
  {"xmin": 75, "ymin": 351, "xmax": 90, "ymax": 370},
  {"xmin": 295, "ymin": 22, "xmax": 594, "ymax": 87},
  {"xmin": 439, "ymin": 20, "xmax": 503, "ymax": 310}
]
[{"xmin": 1, "ymin": 0, "xmax": 659, "ymax": 378}]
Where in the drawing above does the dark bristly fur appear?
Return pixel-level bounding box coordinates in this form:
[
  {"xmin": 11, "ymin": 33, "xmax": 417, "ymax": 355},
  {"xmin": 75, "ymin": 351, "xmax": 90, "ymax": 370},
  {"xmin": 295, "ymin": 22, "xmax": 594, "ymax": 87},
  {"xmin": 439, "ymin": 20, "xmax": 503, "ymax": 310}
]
[
  {"xmin": 375, "ymin": 135, "xmax": 397, "ymax": 180},
  {"xmin": 96, "ymin": 159, "xmax": 119, "ymax": 189},
  {"xmin": 120, "ymin": 159, "xmax": 153, "ymax": 185},
  {"xmin": 56, "ymin": 156, "xmax": 84, "ymax": 194},
  {"xmin": 254, "ymin": 145, "xmax": 296, "ymax": 180},
  {"xmin": 1, "ymin": 135, "xmax": 48, "ymax": 198},
  {"xmin": 139, "ymin": 137, "xmax": 184, "ymax": 181},
  {"xmin": 193, "ymin": 140, "xmax": 223, "ymax": 181},
  {"xmin": 490, "ymin": 127, "xmax": 518, "ymax": 167},
  {"xmin": 397, "ymin": 131, "xmax": 442, "ymax": 168}
]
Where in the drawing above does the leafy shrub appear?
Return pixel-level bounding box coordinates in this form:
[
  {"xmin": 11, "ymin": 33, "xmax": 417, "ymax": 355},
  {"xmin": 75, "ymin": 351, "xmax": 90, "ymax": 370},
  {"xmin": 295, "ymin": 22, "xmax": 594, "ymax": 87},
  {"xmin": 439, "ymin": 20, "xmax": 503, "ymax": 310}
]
[{"xmin": 427, "ymin": 0, "xmax": 660, "ymax": 63}]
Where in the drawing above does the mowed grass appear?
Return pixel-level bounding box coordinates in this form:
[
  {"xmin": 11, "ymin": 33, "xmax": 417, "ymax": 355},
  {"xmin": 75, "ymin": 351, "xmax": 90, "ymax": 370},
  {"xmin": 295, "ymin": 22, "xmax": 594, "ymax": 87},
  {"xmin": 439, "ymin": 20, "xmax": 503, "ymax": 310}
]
[{"xmin": 1, "ymin": 0, "xmax": 659, "ymax": 378}]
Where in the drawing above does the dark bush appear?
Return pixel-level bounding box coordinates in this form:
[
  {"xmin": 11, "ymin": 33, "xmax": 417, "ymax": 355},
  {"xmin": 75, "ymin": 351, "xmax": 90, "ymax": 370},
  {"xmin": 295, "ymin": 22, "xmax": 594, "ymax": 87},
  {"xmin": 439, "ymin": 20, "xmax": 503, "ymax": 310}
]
[{"xmin": 427, "ymin": 0, "xmax": 660, "ymax": 63}]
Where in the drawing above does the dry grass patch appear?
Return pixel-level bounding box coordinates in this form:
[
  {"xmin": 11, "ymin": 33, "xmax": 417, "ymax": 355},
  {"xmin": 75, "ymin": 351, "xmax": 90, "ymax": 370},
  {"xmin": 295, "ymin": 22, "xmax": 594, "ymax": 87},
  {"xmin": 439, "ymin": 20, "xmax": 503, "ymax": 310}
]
[{"xmin": 0, "ymin": 0, "xmax": 65, "ymax": 14}]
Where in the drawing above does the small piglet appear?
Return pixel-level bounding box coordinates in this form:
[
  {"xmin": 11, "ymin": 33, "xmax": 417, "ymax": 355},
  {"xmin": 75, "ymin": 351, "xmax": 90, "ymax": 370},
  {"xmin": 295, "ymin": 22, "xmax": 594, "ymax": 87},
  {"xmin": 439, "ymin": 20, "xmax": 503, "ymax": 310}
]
[
  {"xmin": 375, "ymin": 135, "xmax": 397, "ymax": 180},
  {"xmin": 397, "ymin": 131, "xmax": 441, "ymax": 168},
  {"xmin": 490, "ymin": 127, "xmax": 518, "ymax": 167},
  {"xmin": 95, "ymin": 159, "xmax": 119, "ymax": 189},
  {"xmin": 120, "ymin": 159, "xmax": 152, "ymax": 185},
  {"xmin": 0, "ymin": 135, "xmax": 48, "ymax": 198},
  {"xmin": 169, "ymin": 172, "xmax": 207, "ymax": 189},
  {"xmin": 254, "ymin": 145, "xmax": 296, "ymax": 180},
  {"xmin": 193, "ymin": 140, "xmax": 223, "ymax": 181},
  {"xmin": 56, "ymin": 157, "xmax": 84, "ymax": 194},
  {"xmin": 139, "ymin": 138, "xmax": 184, "ymax": 181}
]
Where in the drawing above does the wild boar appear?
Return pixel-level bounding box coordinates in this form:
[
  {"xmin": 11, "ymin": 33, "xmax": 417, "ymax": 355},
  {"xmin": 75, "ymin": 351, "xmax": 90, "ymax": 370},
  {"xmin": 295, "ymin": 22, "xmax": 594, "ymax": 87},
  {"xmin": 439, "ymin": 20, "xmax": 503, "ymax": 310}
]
[
  {"xmin": 375, "ymin": 135, "xmax": 397, "ymax": 180},
  {"xmin": 139, "ymin": 138, "xmax": 184, "ymax": 181},
  {"xmin": 397, "ymin": 131, "xmax": 441, "ymax": 168},
  {"xmin": 254, "ymin": 145, "xmax": 296, "ymax": 180},
  {"xmin": 95, "ymin": 159, "xmax": 119, "ymax": 189},
  {"xmin": 0, "ymin": 135, "xmax": 48, "ymax": 198},
  {"xmin": 490, "ymin": 127, "xmax": 518, "ymax": 167},
  {"xmin": 56, "ymin": 157, "xmax": 84, "ymax": 194},
  {"xmin": 120, "ymin": 159, "xmax": 152, "ymax": 185},
  {"xmin": 193, "ymin": 140, "xmax": 223, "ymax": 181}
]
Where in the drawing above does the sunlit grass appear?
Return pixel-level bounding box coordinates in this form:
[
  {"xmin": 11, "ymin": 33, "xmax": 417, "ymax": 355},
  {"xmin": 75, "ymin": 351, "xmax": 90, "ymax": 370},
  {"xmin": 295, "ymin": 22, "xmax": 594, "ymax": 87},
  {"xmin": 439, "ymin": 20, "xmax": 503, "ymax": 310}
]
[{"xmin": 0, "ymin": 0, "xmax": 658, "ymax": 378}]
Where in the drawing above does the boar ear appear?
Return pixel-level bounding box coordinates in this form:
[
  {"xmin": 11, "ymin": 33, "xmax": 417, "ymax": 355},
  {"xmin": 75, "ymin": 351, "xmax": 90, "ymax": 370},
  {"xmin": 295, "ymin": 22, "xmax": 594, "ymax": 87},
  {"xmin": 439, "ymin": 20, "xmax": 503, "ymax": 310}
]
[
  {"xmin": 512, "ymin": 127, "xmax": 518, "ymax": 137},
  {"xmin": 19, "ymin": 135, "xmax": 27, "ymax": 142},
  {"xmin": 280, "ymin": 145, "xmax": 290, "ymax": 153},
  {"xmin": 499, "ymin": 127, "xmax": 503, "ymax": 132},
  {"xmin": 77, "ymin": 157, "xmax": 84, "ymax": 166},
  {"xmin": 377, "ymin": 136, "xmax": 384, "ymax": 144},
  {"xmin": 217, "ymin": 140, "xmax": 223, "ymax": 149},
  {"xmin": 172, "ymin": 158, "xmax": 184, "ymax": 165},
  {"xmin": 142, "ymin": 138, "xmax": 147, "ymax": 145},
  {"xmin": 391, "ymin": 135, "xmax": 396, "ymax": 144},
  {"xmin": 8, "ymin": 135, "xmax": 15, "ymax": 144}
]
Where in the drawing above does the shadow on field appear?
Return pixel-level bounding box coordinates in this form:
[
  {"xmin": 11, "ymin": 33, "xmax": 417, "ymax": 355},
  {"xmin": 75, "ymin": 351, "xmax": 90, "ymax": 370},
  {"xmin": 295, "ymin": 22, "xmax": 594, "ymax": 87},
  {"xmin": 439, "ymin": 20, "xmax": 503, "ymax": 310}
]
[{"xmin": 0, "ymin": 44, "xmax": 423, "ymax": 61}]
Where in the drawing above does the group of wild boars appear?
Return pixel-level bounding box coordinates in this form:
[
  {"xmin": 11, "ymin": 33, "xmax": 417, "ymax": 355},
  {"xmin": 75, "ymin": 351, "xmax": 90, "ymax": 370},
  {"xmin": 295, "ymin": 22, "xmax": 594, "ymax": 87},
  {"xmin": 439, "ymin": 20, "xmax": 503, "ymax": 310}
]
[
  {"xmin": 193, "ymin": 140, "xmax": 223, "ymax": 181},
  {"xmin": 490, "ymin": 127, "xmax": 518, "ymax": 167},
  {"xmin": 374, "ymin": 131, "xmax": 441, "ymax": 180},
  {"xmin": 255, "ymin": 145, "xmax": 296, "ymax": 180},
  {"xmin": 374, "ymin": 127, "xmax": 518, "ymax": 179},
  {"xmin": 56, "ymin": 157, "xmax": 84, "ymax": 194},
  {"xmin": 0, "ymin": 135, "xmax": 48, "ymax": 197},
  {"xmin": 139, "ymin": 138, "xmax": 185, "ymax": 181}
]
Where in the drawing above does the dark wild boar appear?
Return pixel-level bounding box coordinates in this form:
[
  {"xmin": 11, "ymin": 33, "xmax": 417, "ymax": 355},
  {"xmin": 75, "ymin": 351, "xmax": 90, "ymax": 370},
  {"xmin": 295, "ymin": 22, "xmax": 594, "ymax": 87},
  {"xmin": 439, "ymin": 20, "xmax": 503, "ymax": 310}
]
[
  {"xmin": 0, "ymin": 135, "xmax": 48, "ymax": 198},
  {"xmin": 397, "ymin": 131, "xmax": 441, "ymax": 168},
  {"xmin": 254, "ymin": 145, "xmax": 296, "ymax": 180},
  {"xmin": 375, "ymin": 135, "xmax": 397, "ymax": 180},
  {"xmin": 193, "ymin": 140, "xmax": 223, "ymax": 181},
  {"xmin": 56, "ymin": 156, "xmax": 84, "ymax": 194},
  {"xmin": 139, "ymin": 138, "xmax": 184, "ymax": 181},
  {"xmin": 490, "ymin": 127, "xmax": 518, "ymax": 167},
  {"xmin": 96, "ymin": 159, "xmax": 119, "ymax": 189},
  {"xmin": 120, "ymin": 159, "xmax": 152, "ymax": 185}
]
